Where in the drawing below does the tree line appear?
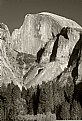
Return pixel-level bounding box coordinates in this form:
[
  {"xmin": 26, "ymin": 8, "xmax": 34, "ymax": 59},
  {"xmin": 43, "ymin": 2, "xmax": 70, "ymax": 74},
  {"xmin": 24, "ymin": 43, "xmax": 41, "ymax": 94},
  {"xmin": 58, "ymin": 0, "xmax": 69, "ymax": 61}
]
[{"xmin": 0, "ymin": 78, "xmax": 82, "ymax": 120}]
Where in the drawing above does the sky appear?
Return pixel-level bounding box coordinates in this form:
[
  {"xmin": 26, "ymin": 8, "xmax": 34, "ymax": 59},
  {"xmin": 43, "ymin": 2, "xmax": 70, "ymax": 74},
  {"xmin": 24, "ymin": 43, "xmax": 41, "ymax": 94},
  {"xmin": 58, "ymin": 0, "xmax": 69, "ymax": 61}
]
[{"xmin": 0, "ymin": 0, "xmax": 82, "ymax": 33}]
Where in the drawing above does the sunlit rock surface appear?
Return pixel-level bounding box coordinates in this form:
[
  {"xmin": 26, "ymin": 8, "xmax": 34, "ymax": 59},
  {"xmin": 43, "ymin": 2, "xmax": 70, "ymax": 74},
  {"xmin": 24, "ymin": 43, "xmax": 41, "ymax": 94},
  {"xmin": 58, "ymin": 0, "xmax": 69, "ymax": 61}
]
[{"xmin": 0, "ymin": 12, "xmax": 82, "ymax": 89}]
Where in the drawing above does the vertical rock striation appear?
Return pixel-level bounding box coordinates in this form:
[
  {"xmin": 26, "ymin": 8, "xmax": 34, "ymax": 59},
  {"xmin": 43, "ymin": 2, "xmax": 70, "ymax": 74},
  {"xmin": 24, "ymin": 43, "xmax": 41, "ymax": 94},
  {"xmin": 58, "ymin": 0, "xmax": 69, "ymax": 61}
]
[{"xmin": 1, "ymin": 12, "xmax": 82, "ymax": 89}]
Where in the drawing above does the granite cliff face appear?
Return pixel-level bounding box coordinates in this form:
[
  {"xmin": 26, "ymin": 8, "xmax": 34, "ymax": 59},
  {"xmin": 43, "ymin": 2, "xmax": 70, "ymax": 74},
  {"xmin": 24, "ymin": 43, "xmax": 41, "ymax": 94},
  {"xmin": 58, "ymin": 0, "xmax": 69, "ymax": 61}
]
[{"xmin": 0, "ymin": 12, "xmax": 82, "ymax": 89}]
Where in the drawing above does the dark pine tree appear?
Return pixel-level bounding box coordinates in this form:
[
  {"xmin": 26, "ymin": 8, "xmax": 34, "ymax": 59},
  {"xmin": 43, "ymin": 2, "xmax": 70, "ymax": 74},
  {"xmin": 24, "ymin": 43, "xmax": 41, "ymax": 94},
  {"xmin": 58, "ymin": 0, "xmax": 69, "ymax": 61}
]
[
  {"xmin": 33, "ymin": 84, "xmax": 40, "ymax": 115},
  {"xmin": 21, "ymin": 86, "xmax": 27, "ymax": 99},
  {"xmin": 26, "ymin": 86, "xmax": 34, "ymax": 114},
  {"xmin": 60, "ymin": 101, "xmax": 70, "ymax": 120},
  {"xmin": 0, "ymin": 83, "xmax": 7, "ymax": 121},
  {"xmin": 45, "ymin": 82, "xmax": 54, "ymax": 113},
  {"xmin": 71, "ymin": 100, "xmax": 82, "ymax": 120},
  {"xmin": 38, "ymin": 81, "xmax": 46, "ymax": 114}
]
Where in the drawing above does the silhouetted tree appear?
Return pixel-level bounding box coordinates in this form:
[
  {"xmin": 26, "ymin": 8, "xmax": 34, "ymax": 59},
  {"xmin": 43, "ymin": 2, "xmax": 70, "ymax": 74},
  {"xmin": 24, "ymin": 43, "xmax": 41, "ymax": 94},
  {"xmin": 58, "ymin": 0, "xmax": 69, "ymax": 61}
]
[
  {"xmin": 53, "ymin": 82, "xmax": 61, "ymax": 110},
  {"xmin": 0, "ymin": 83, "xmax": 7, "ymax": 121},
  {"xmin": 64, "ymin": 76, "xmax": 74, "ymax": 103},
  {"xmin": 45, "ymin": 82, "xmax": 54, "ymax": 113},
  {"xmin": 21, "ymin": 86, "xmax": 27, "ymax": 99},
  {"xmin": 71, "ymin": 100, "xmax": 82, "ymax": 120},
  {"xmin": 38, "ymin": 81, "xmax": 46, "ymax": 114},
  {"xmin": 33, "ymin": 84, "xmax": 40, "ymax": 115},
  {"xmin": 60, "ymin": 101, "xmax": 70, "ymax": 120},
  {"xmin": 26, "ymin": 86, "xmax": 34, "ymax": 114}
]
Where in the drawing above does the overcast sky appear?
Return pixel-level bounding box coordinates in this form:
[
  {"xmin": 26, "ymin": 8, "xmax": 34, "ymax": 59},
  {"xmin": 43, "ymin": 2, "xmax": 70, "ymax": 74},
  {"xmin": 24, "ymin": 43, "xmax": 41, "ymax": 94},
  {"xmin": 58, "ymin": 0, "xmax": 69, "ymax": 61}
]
[{"xmin": 0, "ymin": 0, "xmax": 82, "ymax": 33}]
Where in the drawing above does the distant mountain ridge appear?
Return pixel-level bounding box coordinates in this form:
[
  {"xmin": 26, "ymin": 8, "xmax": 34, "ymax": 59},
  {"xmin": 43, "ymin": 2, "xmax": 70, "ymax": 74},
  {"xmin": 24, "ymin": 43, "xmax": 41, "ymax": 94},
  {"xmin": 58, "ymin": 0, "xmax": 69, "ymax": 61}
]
[{"xmin": 0, "ymin": 12, "xmax": 82, "ymax": 89}]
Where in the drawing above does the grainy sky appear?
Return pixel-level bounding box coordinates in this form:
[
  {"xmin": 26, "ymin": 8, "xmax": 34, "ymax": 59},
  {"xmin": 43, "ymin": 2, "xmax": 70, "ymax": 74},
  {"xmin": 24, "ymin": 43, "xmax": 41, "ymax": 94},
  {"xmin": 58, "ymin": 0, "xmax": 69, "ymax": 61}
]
[{"xmin": 0, "ymin": 0, "xmax": 82, "ymax": 33}]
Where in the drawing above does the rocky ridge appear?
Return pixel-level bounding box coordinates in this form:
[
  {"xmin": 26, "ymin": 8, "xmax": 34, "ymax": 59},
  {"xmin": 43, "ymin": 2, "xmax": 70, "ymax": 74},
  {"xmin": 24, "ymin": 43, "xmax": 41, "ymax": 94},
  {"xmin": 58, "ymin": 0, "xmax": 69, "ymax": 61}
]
[{"xmin": 0, "ymin": 12, "xmax": 82, "ymax": 89}]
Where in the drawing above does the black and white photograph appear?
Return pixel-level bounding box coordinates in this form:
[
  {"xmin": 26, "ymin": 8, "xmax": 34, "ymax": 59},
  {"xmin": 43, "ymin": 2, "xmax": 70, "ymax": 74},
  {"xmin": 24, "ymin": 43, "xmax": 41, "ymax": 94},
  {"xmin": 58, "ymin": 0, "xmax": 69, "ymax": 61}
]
[{"xmin": 0, "ymin": 0, "xmax": 82, "ymax": 120}]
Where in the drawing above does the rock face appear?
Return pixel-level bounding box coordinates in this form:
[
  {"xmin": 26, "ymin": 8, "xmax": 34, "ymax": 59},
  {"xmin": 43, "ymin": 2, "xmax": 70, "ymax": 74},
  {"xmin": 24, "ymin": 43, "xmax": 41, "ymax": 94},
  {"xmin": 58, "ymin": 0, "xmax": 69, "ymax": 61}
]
[
  {"xmin": 0, "ymin": 12, "xmax": 82, "ymax": 89},
  {"xmin": 0, "ymin": 23, "xmax": 23, "ymax": 89}
]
